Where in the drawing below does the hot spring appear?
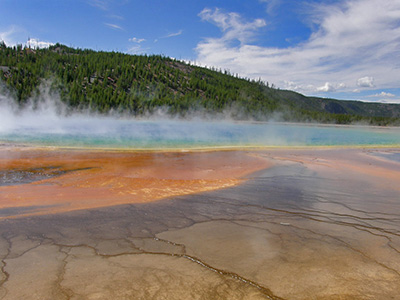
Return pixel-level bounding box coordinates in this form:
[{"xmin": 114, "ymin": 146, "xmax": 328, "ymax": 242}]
[
  {"xmin": 1, "ymin": 114, "xmax": 400, "ymax": 148},
  {"xmin": 2, "ymin": 105, "xmax": 400, "ymax": 299}
]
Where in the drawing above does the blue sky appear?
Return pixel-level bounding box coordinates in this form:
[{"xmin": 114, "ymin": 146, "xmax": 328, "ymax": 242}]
[{"xmin": 1, "ymin": 0, "xmax": 399, "ymax": 103}]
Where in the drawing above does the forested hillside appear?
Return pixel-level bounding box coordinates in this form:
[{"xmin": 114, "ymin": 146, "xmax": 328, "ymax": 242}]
[{"xmin": 1, "ymin": 42, "xmax": 399, "ymax": 125}]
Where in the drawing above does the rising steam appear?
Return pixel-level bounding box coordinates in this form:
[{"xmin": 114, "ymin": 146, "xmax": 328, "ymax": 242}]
[{"xmin": 1, "ymin": 81, "xmax": 399, "ymax": 148}]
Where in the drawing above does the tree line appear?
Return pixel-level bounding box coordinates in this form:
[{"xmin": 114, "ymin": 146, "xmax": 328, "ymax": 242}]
[{"xmin": 0, "ymin": 42, "xmax": 399, "ymax": 125}]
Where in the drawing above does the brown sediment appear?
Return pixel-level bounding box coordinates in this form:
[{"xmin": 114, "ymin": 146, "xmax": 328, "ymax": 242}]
[{"xmin": 0, "ymin": 147, "xmax": 271, "ymax": 218}]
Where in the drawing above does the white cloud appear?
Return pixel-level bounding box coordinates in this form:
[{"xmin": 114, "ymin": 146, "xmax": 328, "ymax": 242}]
[
  {"xmin": 374, "ymin": 98, "xmax": 400, "ymax": 104},
  {"xmin": 199, "ymin": 8, "xmax": 266, "ymax": 44},
  {"xmin": 369, "ymin": 91, "xmax": 395, "ymax": 98},
  {"xmin": 0, "ymin": 27, "xmax": 53, "ymax": 49},
  {"xmin": 196, "ymin": 0, "xmax": 400, "ymax": 95},
  {"xmin": 163, "ymin": 30, "xmax": 183, "ymax": 39},
  {"xmin": 155, "ymin": 30, "xmax": 183, "ymax": 42},
  {"xmin": 315, "ymin": 82, "xmax": 346, "ymax": 93},
  {"xmin": 128, "ymin": 45, "xmax": 147, "ymax": 54},
  {"xmin": 127, "ymin": 37, "xmax": 149, "ymax": 53},
  {"xmin": 357, "ymin": 76, "xmax": 374, "ymax": 87},
  {"xmin": 129, "ymin": 37, "xmax": 146, "ymax": 43},
  {"xmin": 104, "ymin": 23, "xmax": 123, "ymax": 30},
  {"xmin": 28, "ymin": 38, "xmax": 53, "ymax": 49},
  {"xmin": 259, "ymin": 0, "xmax": 282, "ymax": 15},
  {"xmin": 88, "ymin": 0, "xmax": 109, "ymax": 11},
  {"xmin": 284, "ymin": 81, "xmax": 301, "ymax": 91},
  {"xmin": 317, "ymin": 82, "xmax": 336, "ymax": 92},
  {"xmin": 283, "ymin": 81, "xmax": 315, "ymax": 92},
  {"xmin": 0, "ymin": 26, "xmax": 22, "ymax": 47}
]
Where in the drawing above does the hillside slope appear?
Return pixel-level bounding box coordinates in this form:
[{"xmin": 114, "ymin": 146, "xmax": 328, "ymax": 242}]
[{"xmin": 1, "ymin": 43, "xmax": 399, "ymax": 125}]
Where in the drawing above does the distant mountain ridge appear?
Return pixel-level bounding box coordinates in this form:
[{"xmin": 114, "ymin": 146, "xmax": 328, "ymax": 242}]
[{"xmin": 0, "ymin": 42, "xmax": 399, "ymax": 125}]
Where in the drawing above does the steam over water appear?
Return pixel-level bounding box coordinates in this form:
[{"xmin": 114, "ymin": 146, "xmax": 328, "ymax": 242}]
[
  {"xmin": 1, "ymin": 115, "xmax": 400, "ymax": 148},
  {"xmin": 1, "ymin": 93, "xmax": 400, "ymax": 148}
]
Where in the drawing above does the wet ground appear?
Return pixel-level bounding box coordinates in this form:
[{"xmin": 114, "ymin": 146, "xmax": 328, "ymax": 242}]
[
  {"xmin": 0, "ymin": 147, "xmax": 400, "ymax": 299},
  {"xmin": 0, "ymin": 149, "xmax": 270, "ymax": 217}
]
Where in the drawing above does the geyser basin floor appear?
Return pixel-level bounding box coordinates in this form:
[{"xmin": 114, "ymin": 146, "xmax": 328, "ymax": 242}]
[
  {"xmin": 0, "ymin": 146, "xmax": 400, "ymax": 299},
  {"xmin": 0, "ymin": 147, "xmax": 270, "ymax": 217}
]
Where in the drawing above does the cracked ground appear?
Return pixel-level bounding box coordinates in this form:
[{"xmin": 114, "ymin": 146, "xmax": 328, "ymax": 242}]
[{"xmin": 0, "ymin": 148, "xmax": 400, "ymax": 299}]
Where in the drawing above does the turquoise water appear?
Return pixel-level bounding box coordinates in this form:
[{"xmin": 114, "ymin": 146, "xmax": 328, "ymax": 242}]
[{"xmin": 1, "ymin": 119, "xmax": 400, "ymax": 149}]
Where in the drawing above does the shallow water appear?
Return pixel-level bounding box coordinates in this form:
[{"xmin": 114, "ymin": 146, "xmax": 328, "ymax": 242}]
[
  {"xmin": 1, "ymin": 119, "xmax": 400, "ymax": 148},
  {"xmin": 0, "ymin": 148, "xmax": 399, "ymax": 299},
  {"xmin": 372, "ymin": 151, "xmax": 400, "ymax": 163}
]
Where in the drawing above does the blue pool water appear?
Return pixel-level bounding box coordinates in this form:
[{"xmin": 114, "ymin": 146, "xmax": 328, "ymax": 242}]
[{"xmin": 1, "ymin": 118, "xmax": 400, "ymax": 149}]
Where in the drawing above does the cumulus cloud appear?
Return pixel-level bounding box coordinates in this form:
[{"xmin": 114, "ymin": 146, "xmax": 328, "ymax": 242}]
[
  {"xmin": 195, "ymin": 0, "xmax": 400, "ymax": 95},
  {"xmin": 316, "ymin": 82, "xmax": 333, "ymax": 92},
  {"xmin": 315, "ymin": 82, "xmax": 346, "ymax": 92},
  {"xmin": 284, "ymin": 81, "xmax": 313, "ymax": 92},
  {"xmin": 357, "ymin": 76, "xmax": 375, "ymax": 87},
  {"xmin": 28, "ymin": 38, "xmax": 54, "ymax": 49}
]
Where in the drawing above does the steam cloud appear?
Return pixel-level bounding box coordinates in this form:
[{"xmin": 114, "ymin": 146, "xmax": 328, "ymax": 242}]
[
  {"xmin": 0, "ymin": 81, "xmax": 300, "ymax": 148},
  {"xmin": 1, "ymin": 82, "xmax": 398, "ymax": 148}
]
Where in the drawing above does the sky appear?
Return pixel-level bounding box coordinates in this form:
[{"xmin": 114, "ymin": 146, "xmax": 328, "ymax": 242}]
[{"xmin": 1, "ymin": 0, "xmax": 400, "ymax": 103}]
